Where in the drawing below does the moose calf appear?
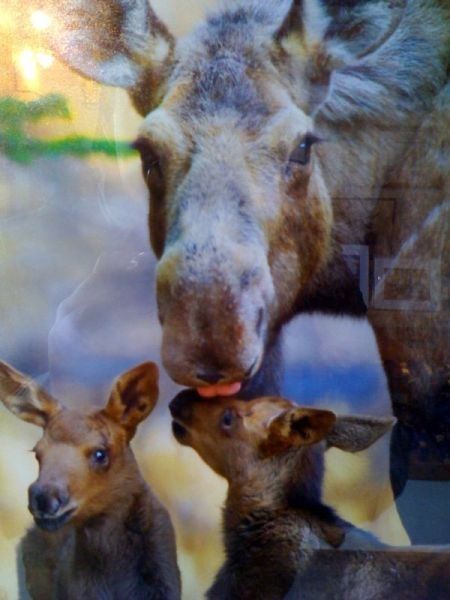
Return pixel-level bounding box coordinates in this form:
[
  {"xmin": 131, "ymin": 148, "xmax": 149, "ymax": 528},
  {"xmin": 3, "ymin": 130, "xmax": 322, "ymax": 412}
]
[
  {"xmin": 0, "ymin": 361, "xmax": 181, "ymax": 600},
  {"xmin": 170, "ymin": 391, "xmax": 449, "ymax": 599}
]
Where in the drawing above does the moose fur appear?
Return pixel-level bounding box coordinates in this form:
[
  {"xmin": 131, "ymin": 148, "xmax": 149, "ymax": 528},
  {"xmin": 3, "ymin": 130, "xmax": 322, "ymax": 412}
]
[
  {"xmin": 43, "ymin": 0, "xmax": 449, "ymax": 470},
  {"xmin": 170, "ymin": 391, "xmax": 450, "ymax": 599},
  {"xmin": 0, "ymin": 361, "xmax": 181, "ymax": 600}
]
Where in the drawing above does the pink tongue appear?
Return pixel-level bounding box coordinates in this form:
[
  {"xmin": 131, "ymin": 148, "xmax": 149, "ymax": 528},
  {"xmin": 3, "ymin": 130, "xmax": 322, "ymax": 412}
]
[{"xmin": 197, "ymin": 382, "xmax": 242, "ymax": 398}]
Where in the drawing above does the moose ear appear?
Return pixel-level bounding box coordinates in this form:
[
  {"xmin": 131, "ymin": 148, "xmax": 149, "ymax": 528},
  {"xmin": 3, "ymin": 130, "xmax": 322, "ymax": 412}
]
[
  {"xmin": 326, "ymin": 415, "xmax": 395, "ymax": 453},
  {"xmin": 261, "ymin": 406, "xmax": 336, "ymax": 457},
  {"xmin": 103, "ymin": 362, "xmax": 159, "ymax": 440},
  {"xmin": 41, "ymin": 0, "xmax": 175, "ymax": 115},
  {"xmin": 275, "ymin": 0, "xmax": 406, "ymax": 55},
  {"xmin": 0, "ymin": 361, "xmax": 60, "ymax": 427},
  {"xmin": 274, "ymin": 0, "xmax": 407, "ymax": 113},
  {"xmin": 275, "ymin": 0, "xmax": 327, "ymax": 45}
]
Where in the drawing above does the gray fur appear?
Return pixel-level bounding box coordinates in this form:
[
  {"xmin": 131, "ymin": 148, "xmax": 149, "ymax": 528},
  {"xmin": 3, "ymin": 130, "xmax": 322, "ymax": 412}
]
[{"xmin": 48, "ymin": 1, "xmax": 449, "ymax": 411}]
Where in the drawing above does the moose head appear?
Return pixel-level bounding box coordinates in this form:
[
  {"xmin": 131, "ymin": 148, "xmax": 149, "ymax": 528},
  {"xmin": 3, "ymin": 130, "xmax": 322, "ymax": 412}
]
[
  {"xmin": 38, "ymin": 0, "xmax": 443, "ymax": 397},
  {"xmin": 169, "ymin": 389, "xmax": 394, "ymax": 492},
  {"xmin": 0, "ymin": 360, "xmax": 159, "ymax": 531}
]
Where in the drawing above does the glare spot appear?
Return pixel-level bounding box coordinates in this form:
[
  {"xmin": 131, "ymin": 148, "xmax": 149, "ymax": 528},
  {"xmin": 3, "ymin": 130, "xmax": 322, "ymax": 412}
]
[
  {"xmin": 36, "ymin": 52, "xmax": 54, "ymax": 69},
  {"xmin": 30, "ymin": 10, "xmax": 51, "ymax": 31},
  {"xmin": 16, "ymin": 49, "xmax": 38, "ymax": 83}
]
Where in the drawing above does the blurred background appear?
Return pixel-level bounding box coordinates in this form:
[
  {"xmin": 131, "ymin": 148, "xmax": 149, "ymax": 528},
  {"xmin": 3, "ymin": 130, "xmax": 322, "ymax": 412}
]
[{"xmin": 1, "ymin": 1, "xmax": 447, "ymax": 598}]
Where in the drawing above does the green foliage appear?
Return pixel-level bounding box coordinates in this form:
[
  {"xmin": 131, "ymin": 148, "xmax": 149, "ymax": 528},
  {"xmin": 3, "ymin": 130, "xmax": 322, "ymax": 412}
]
[
  {"xmin": 0, "ymin": 94, "xmax": 136, "ymax": 163},
  {"xmin": 0, "ymin": 94, "xmax": 71, "ymax": 132}
]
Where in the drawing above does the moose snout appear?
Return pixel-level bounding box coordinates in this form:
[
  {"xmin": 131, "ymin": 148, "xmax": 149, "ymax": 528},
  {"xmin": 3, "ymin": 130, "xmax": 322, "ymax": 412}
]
[
  {"xmin": 157, "ymin": 243, "xmax": 275, "ymax": 388},
  {"xmin": 196, "ymin": 367, "xmax": 225, "ymax": 385},
  {"xmin": 28, "ymin": 482, "xmax": 70, "ymax": 518}
]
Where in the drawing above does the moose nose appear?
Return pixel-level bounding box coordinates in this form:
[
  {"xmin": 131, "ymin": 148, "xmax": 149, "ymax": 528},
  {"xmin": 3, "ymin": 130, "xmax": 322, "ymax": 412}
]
[
  {"xmin": 196, "ymin": 368, "xmax": 224, "ymax": 385},
  {"xmin": 29, "ymin": 483, "xmax": 69, "ymax": 517}
]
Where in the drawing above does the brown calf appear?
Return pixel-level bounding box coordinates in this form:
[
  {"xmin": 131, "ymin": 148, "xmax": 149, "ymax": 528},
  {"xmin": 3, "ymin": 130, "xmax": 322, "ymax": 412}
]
[
  {"xmin": 0, "ymin": 361, "xmax": 181, "ymax": 600},
  {"xmin": 169, "ymin": 391, "xmax": 449, "ymax": 599}
]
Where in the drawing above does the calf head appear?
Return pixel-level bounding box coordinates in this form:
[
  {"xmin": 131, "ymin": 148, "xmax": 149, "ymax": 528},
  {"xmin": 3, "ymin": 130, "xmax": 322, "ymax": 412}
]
[
  {"xmin": 170, "ymin": 390, "xmax": 394, "ymax": 491},
  {"xmin": 43, "ymin": 0, "xmax": 410, "ymax": 391},
  {"xmin": 0, "ymin": 361, "xmax": 158, "ymax": 531}
]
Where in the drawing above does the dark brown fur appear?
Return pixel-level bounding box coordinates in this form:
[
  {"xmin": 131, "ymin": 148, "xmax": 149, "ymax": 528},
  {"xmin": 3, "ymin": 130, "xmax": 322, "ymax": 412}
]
[
  {"xmin": 286, "ymin": 548, "xmax": 450, "ymax": 600},
  {"xmin": 0, "ymin": 361, "xmax": 181, "ymax": 600},
  {"xmin": 169, "ymin": 391, "xmax": 449, "ymax": 599},
  {"xmin": 21, "ymin": 479, "xmax": 180, "ymax": 600}
]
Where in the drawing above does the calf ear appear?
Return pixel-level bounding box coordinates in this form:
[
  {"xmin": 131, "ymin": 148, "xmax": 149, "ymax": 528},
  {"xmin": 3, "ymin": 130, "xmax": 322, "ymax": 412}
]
[
  {"xmin": 261, "ymin": 406, "xmax": 336, "ymax": 457},
  {"xmin": 42, "ymin": 0, "xmax": 175, "ymax": 115},
  {"xmin": 0, "ymin": 361, "xmax": 60, "ymax": 427},
  {"xmin": 103, "ymin": 362, "xmax": 159, "ymax": 440},
  {"xmin": 326, "ymin": 415, "xmax": 395, "ymax": 453}
]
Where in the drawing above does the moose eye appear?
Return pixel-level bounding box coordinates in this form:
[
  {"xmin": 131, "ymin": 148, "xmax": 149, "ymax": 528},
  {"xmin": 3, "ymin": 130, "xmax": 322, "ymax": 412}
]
[
  {"xmin": 142, "ymin": 157, "xmax": 162, "ymax": 185},
  {"xmin": 131, "ymin": 137, "xmax": 162, "ymax": 184},
  {"xmin": 91, "ymin": 448, "xmax": 109, "ymax": 467},
  {"xmin": 289, "ymin": 134, "xmax": 320, "ymax": 166},
  {"xmin": 220, "ymin": 408, "xmax": 235, "ymax": 431}
]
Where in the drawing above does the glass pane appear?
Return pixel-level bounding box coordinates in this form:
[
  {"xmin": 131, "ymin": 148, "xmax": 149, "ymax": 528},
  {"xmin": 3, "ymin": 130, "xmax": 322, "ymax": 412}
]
[{"xmin": 1, "ymin": 1, "xmax": 448, "ymax": 598}]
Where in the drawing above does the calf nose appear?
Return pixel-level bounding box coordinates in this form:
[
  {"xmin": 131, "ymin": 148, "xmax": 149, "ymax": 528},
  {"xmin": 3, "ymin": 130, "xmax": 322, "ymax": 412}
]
[
  {"xmin": 169, "ymin": 389, "xmax": 198, "ymax": 423},
  {"xmin": 29, "ymin": 483, "xmax": 69, "ymax": 517}
]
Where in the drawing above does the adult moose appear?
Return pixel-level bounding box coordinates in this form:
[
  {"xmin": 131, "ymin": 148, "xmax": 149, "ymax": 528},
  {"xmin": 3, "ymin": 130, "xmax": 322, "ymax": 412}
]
[{"xmin": 43, "ymin": 0, "xmax": 449, "ymax": 480}]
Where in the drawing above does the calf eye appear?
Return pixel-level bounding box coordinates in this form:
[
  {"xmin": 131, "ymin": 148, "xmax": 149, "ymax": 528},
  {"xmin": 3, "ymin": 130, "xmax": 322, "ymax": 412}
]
[
  {"xmin": 289, "ymin": 134, "xmax": 320, "ymax": 166},
  {"xmin": 91, "ymin": 448, "xmax": 109, "ymax": 468},
  {"xmin": 220, "ymin": 408, "xmax": 235, "ymax": 431}
]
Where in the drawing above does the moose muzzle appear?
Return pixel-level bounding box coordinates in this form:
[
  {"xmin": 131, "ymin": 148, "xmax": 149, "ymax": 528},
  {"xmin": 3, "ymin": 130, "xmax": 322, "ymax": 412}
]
[
  {"xmin": 28, "ymin": 481, "xmax": 73, "ymax": 531},
  {"xmin": 156, "ymin": 240, "xmax": 275, "ymax": 393}
]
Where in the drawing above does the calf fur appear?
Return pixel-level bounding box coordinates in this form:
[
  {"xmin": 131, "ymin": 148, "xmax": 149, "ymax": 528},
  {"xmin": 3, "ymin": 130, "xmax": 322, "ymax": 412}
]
[
  {"xmin": 170, "ymin": 391, "xmax": 449, "ymax": 599},
  {"xmin": 0, "ymin": 361, "xmax": 181, "ymax": 600},
  {"xmin": 285, "ymin": 547, "xmax": 450, "ymax": 600}
]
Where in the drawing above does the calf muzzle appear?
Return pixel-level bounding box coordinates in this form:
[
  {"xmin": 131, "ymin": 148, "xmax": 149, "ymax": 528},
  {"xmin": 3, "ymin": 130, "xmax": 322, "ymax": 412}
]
[{"xmin": 28, "ymin": 482, "xmax": 72, "ymax": 531}]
